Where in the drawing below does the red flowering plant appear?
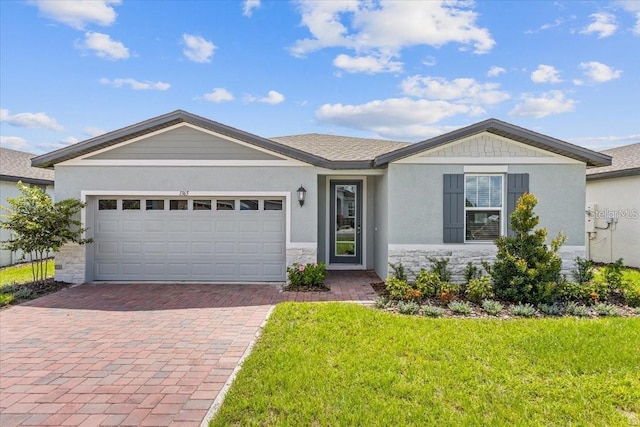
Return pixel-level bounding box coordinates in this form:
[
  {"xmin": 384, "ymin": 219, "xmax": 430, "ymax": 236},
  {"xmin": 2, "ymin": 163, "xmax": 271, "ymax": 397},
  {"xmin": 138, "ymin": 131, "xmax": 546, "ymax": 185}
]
[{"xmin": 287, "ymin": 262, "xmax": 327, "ymax": 288}]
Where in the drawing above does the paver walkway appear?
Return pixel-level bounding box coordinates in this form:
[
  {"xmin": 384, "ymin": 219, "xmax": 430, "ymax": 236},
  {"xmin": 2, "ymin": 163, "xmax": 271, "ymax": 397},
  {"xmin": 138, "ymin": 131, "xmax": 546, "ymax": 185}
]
[{"xmin": 0, "ymin": 271, "xmax": 379, "ymax": 426}]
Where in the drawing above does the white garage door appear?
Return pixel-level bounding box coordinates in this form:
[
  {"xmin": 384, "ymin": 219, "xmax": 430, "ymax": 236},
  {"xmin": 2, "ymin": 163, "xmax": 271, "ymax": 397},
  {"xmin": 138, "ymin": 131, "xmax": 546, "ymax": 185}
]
[{"xmin": 92, "ymin": 197, "xmax": 285, "ymax": 281}]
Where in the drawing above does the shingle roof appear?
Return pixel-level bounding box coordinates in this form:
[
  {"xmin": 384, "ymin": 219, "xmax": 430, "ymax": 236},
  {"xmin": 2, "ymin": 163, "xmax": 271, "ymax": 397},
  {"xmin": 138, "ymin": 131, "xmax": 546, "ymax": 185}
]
[
  {"xmin": 586, "ymin": 142, "xmax": 640, "ymax": 180},
  {"xmin": 1, "ymin": 148, "xmax": 54, "ymax": 185},
  {"xmin": 270, "ymin": 133, "xmax": 410, "ymax": 161}
]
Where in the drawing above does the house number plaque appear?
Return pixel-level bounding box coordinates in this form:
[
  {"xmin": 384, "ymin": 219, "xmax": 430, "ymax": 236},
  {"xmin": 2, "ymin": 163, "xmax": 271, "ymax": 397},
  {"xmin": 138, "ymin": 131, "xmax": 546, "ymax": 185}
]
[{"xmin": 179, "ymin": 190, "xmax": 189, "ymax": 196}]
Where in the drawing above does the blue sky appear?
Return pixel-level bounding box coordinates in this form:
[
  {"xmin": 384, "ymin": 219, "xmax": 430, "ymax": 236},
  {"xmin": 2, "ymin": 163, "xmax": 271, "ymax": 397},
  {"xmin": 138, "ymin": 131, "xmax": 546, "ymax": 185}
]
[{"xmin": 1, "ymin": 0, "xmax": 639, "ymax": 155}]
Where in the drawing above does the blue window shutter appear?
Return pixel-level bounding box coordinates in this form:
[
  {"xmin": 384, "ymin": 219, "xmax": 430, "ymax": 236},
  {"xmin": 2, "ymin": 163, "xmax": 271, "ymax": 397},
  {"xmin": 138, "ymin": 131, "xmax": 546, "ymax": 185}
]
[
  {"xmin": 506, "ymin": 173, "xmax": 529, "ymax": 236},
  {"xmin": 443, "ymin": 174, "xmax": 464, "ymax": 243}
]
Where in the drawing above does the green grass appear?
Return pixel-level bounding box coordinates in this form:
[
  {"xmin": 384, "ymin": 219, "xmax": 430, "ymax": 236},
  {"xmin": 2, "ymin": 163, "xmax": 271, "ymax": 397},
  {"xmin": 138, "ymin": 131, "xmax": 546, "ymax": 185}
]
[
  {"xmin": 0, "ymin": 260, "xmax": 54, "ymax": 288},
  {"xmin": 211, "ymin": 303, "xmax": 640, "ymax": 426}
]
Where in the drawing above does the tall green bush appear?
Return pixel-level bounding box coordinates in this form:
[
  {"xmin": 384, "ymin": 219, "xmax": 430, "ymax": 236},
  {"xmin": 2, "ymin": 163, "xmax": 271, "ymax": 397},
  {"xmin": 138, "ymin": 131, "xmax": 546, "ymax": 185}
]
[{"xmin": 485, "ymin": 193, "xmax": 566, "ymax": 304}]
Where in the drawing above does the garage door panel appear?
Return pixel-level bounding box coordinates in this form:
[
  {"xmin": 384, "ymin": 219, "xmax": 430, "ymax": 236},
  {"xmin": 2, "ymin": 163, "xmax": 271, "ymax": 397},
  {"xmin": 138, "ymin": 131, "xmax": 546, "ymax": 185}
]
[
  {"xmin": 96, "ymin": 241, "xmax": 118, "ymax": 255},
  {"xmin": 121, "ymin": 242, "xmax": 142, "ymax": 255},
  {"xmin": 97, "ymin": 220, "xmax": 119, "ymax": 233},
  {"xmin": 93, "ymin": 197, "xmax": 285, "ymax": 281},
  {"xmin": 145, "ymin": 221, "xmax": 164, "ymax": 232}
]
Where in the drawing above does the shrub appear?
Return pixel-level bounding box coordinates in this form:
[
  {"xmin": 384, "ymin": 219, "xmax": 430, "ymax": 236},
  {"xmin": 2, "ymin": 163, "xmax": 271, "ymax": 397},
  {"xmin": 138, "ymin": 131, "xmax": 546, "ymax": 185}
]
[
  {"xmin": 0, "ymin": 293, "xmax": 14, "ymax": 306},
  {"xmin": 385, "ymin": 277, "xmax": 412, "ymax": 301},
  {"xmin": 421, "ymin": 304, "xmax": 445, "ymax": 318},
  {"xmin": 448, "ymin": 301, "xmax": 473, "ymax": 315},
  {"xmin": 11, "ymin": 287, "xmax": 33, "ymax": 299},
  {"xmin": 593, "ymin": 303, "xmax": 622, "ymax": 317},
  {"xmin": 538, "ymin": 303, "xmax": 562, "ymax": 316},
  {"xmin": 465, "ymin": 276, "xmax": 494, "ymax": 303},
  {"xmin": 287, "ymin": 262, "xmax": 326, "ymax": 287},
  {"xmin": 397, "ymin": 300, "xmax": 420, "ymax": 315},
  {"xmin": 572, "ymin": 257, "xmax": 594, "ymax": 284},
  {"xmin": 558, "ymin": 281, "xmax": 594, "ymax": 304},
  {"xmin": 388, "ymin": 262, "xmax": 408, "ymax": 281},
  {"xmin": 414, "ymin": 269, "xmax": 442, "ymax": 297},
  {"xmin": 482, "ymin": 300, "xmax": 503, "ymax": 316},
  {"xmin": 623, "ymin": 285, "xmax": 640, "ymax": 308},
  {"xmin": 428, "ymin": 257, "xmax": 452, "ymax": 282},
  {"xmin": 509, "ymin": 303, "xmax": 536, "ymax": 317},
  {"xmin": 374, "ymin": 296, "xmax": 389, "ymax": 309},
  {"xmin": 463, "ymin": 262, "xmax": 482, "ymax": 284},
  {"xmin": 440, "ymin": 282, "xmax": 460, "ymax": 304},
  {"xmin": 485, "ymin": 193, "xmax": 566, "ymax": 304},
  {"xmin": 565, "ymin": 302, "xmax": 589, "ymax": 317},
  {"xmin": 603, "ymin": 258, "xmax": 624, "ymax": 291}
]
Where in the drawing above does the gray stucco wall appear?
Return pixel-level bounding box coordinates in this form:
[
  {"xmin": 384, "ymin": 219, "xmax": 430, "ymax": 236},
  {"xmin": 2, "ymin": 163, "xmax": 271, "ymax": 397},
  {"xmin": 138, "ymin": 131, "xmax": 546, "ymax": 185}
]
[
  {"xmin": 386, "ymin": 163, "xmax": 585, "ymax": 245},
  {"xmin": 317, "ymin": 175, "xmax": 326, "ymax": 264},
  {"xmin": 373, "ymin": 174, "xmax": 389, "ymax": 279},
  {"xmin": 365, "ymin": 176, "xmax": 376, "ymax": 270}
]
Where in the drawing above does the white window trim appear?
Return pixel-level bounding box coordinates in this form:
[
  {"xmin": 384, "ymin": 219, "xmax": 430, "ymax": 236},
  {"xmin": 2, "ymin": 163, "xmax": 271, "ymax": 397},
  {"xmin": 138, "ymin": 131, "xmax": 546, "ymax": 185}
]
[{"xmin": 463, "ymin": 174, "xmax": 505, "ymax": 243}]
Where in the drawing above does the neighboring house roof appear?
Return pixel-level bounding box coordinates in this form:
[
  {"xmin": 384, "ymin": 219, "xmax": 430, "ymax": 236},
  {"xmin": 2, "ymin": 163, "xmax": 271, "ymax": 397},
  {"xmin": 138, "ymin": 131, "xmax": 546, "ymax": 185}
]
[
  {"xmin": 1, "ymin": 147, "xmax": 55, "ymax": 185},
  {"xmin": 375, "ymin": 118, "xmax": 611, "ymax": 167},
  {"xmin": 586, "ymin": 142, "xmax": 640, "ymax": 181},
  {"xmin": 271, "ymin": 133, "xmax": 409, "ymax": 161},
  {"xmin": 31, "ymin": 110, "xmax": 611, "ymax": 170}
]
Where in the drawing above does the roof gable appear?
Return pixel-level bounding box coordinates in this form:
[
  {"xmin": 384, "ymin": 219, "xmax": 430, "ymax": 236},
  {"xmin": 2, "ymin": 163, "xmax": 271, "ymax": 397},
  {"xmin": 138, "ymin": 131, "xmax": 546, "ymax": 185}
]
[
  {"xmin": 374, "ymin": 118, "xmax": 611, "ymax": 167},
  {"xmin": 85, "ymin": 124, "xmax": 283, "ymax": 161}
]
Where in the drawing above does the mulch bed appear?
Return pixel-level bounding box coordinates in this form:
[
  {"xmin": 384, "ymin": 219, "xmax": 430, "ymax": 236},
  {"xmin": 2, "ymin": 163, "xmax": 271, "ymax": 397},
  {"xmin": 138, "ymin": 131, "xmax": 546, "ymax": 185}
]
[
  {"xmin": 1, "ymin": 280, "xmax": 71, "ymax": 308},
  {"xmin": 282, "ymin": 284, "xmax": 331, "ymax": 292}
]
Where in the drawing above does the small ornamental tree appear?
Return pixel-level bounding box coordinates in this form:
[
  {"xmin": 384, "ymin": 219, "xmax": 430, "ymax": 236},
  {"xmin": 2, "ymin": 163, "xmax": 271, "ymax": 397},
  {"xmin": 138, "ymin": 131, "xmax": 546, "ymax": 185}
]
[
  {"xmin": 485, "ymin": 193, "xmax": 567, "ymax": 304},
  {"xmin": 1, "ymin": 182, "xmax": 92, "ymax": 284}
]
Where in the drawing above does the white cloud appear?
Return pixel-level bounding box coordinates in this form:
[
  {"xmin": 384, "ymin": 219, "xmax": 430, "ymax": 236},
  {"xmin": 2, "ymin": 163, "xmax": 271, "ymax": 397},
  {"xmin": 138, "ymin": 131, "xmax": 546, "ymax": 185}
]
[
  {"xmin": 99, "ymin": 78, "xmax": 170, "ymax": 90},
  {"xmin": 203, "ymin": 88, "xmax": 234, "ymax": 103},
  {"xmin": 78, "ymin": 32, "xmax": 130, "ymax": 60},
  {"xmin": 568, "ymin": 133, "xmax": 640, "ymax": 150},
  {"xmin": 581, "ymin": 12, "xmax": 617, "ymax": 38},
  {"xmin": 487, "ymin": 66, "xmax": 506, "ymax": 77},
  {"xmin": 290, "ymin": 1, "xmax": 494, "ymax": 73},
  {"xmin": 182, "ymin": 34, "xmax": 216, "ymax": 63},
  {"xmin": 316, "ymin": 98, "xmax": 471, "ymax": 139},
  {"xmin": 32, "ymin": 0, "xmax": 120, "ymax": 30},
  {"xmin": 246, "ymin": 90, "xmax": 285, "ymax": 104},
  {"xmin": 617, "ymin": 1, "xmax": 640, "ymax": 35},
  {"xmin": 0, "ymin": 136, "xmax": 29, "ymax": 151},
  {"xmin": 509, "ymin": 90, "xmax": 576, "ymax": 118},
  {"xmin": 422, "ymin": 56, "xmax": 436, "ymax": 67},
  {"xmin": 531, "ymin": 64, "xmax": 562, "ymax": 83},
  {"xmin": 579, "ymin": 61, "xmax": 622, "ymax": 82},
  {"xmin": 401, "ymin": 76, "xmax": 510, "ymax": 105},
  {"xmin": 0, "ymin": 109, "xmax": 64, "ymax": 131},
  {"xmin": 525, "ymin": 17, "xmax": 565, "ymax": 34},
  {"xmin": 333, "ymin": 54, "xmax": 402, "ymax": 74},
  {"xmin": 243, "ymin": 0, "xmax": 261, "ymax": 17},
  {"xmin": 83, "ymin": 126, "xmax": 106, "ymax": 137},
  {"xmin": 60, "ymin": 136, "xmax": 79, "ymax": 145}
]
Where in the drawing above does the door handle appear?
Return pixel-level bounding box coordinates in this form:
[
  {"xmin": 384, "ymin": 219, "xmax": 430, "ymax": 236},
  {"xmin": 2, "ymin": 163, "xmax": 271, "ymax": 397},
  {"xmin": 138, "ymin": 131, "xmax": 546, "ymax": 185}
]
[{"xmin": 357, "ymin": 225, "xmax": 361, "ymax": 233}]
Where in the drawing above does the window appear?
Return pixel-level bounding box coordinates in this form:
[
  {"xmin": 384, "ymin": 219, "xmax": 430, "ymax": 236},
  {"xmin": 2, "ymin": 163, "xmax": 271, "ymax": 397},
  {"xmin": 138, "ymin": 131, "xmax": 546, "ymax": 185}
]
[
  {"xmin": 122, "ymin": 200, "xmax": 140, "ymax": 210},
  {"xmin": 264, "ymin": 200, "xmax": 283, "ymax": 211},
  {"xmin": 170, "ymin": 200, "xmax": 188, "ymax": 210},
  {"xmin": 193, "ymin": 200, "xmax": 212, "ymax": 210},
  {"xmin": 98, "ymin": 199, "xmax": 117, "ymax": 210},
  {"xmin": 465, "ymin": 175, "xmax": 503, "ymax": 241},
  {"xmin": 240, "ymin": 200, "xmax": 258, "ymax": 211},
  {"xmin": 146, "ymin": 200, "xmax": 164, "ymax": 210},
  {"xmin": 216, "ymin": 200, "xmax": 235, "ymax": 211}
]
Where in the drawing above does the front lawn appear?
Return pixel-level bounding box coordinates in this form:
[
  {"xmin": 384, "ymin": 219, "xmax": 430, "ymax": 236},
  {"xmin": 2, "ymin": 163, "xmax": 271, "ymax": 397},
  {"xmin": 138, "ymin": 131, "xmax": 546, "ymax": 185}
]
[
  {"xmin": 0, "ymin": 260, "xmax": 54, "ymax": 287},
  {"xmin": 211, "ymin": 303, "xmax": 640, "ymax": 426}
]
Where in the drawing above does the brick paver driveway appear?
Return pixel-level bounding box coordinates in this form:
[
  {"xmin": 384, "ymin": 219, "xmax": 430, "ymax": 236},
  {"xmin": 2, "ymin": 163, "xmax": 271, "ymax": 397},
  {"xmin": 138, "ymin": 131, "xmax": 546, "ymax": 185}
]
[{"xmin": 0, "ymin": 272, "xmax": 378, "ymax": 426}]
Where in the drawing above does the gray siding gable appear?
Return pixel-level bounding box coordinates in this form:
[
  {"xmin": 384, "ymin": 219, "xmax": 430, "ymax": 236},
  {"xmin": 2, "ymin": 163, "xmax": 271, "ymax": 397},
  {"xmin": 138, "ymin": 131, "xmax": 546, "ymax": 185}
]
[{"xmin": 86, "ymin": 126, "xmax": 282, "ymax": 161}]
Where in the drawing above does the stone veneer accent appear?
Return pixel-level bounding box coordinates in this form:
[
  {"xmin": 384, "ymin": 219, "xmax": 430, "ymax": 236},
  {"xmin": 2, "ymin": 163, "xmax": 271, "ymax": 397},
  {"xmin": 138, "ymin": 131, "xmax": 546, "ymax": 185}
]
[
  {"xmin": 420, "ymin": 133, "xmax": 552, "ymax": 158},
  {"xmin": 286, "ymin": 245, "xmax": 318, "ymax": 268},
  {"xmin": 388, "ymin": 245, "xmax": 585, "ymax": 283},
  {"xmin": 55, "ymin": 243, "xmax": 86, "ymax": 284}
]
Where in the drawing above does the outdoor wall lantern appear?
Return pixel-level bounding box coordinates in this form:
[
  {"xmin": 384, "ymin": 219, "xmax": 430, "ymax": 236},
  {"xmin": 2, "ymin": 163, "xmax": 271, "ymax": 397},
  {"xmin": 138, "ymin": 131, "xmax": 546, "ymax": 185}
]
[{"xmin": 297, "ymin": 185, "xmax": 307, "ymax": 207}]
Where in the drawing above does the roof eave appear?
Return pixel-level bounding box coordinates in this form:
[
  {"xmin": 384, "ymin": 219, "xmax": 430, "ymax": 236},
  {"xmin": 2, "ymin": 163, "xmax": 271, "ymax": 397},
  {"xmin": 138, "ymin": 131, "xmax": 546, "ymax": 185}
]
[
  {"xmin": 31, "ymin": 110, "xmax": 328, "ymax": 168},
  {"xmin": 0, "ymin": 175, "xmax": 54, "ymax": 186},
  {"xmin": 374, "ymin": 118, "xmax": 613, "ymax": 167},
  {"xmin": 586, "ymin": 167, "xmax": 640, "ymax": 181}
]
